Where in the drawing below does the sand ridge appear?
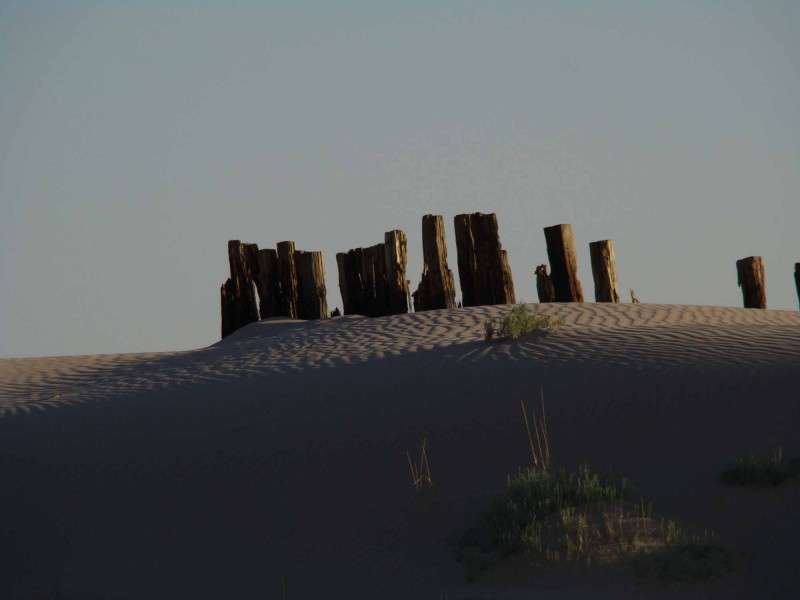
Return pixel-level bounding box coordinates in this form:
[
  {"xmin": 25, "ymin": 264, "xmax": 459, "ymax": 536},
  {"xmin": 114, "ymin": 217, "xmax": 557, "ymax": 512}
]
[
  {"xmin": 2, "ymin": 303, "xmax": 799, "ymax": 419},
  {"xmin": 1, "ymin": 303, "xmax": 799, "ymax": 599}
]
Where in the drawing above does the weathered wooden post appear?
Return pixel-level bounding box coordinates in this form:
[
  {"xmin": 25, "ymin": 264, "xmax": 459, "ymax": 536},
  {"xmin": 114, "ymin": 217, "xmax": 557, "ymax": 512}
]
[
  {"xmin": 363, "ymin": 244, "xmax": 387, "ymax": 316},
  {"xmin": 384, "ymin": 230, "xmax": 409, "ymax": 315},
  {"xmin": 589, "ymin": 240, "xmax": 620, "ymax": 303},
  {"xmin": 543, "ymin": 224, "xmax": 584, "ymax": 302},
  {"xmin": 453, "ymin": 212, "xmax": 515, "ymax": 307},
  {"xmin": 277, "ymin": 241, "xmax": 299, "ymax": 318},
  {"xmin": 255, "ymin": 248, "xmax": 280, "ymax": 319},
  {"xmin": 336, "ymin": 231, "xmax": 409, "ymax": 317},
  {"xmin": 220, "ymin": 240, "xmax": 260, "ymax": 338},
  {"xmin": 413, "ymin": 215, "xmax": 456, "ymax": 311},
  {"xmin": 535, "ymin": 264, "xmax": 555, "ymax": 303},
  {"xmin": 795, "ymin": 263, "xmax": 800, "ymax": 309},
  {"xmin": 736, "ymin": 256, "xmax": 766, "ymax": 309},
  {"xmin": 220, "ymin": 279, "xmax": 236, "ymax": 338},
  {"xmin": 336, "ymin": 250, "xmax": 361, "ymax": 316},
  {"xmin": 294, "ymin": 251, "xmax": 329, "ymax": 319}
]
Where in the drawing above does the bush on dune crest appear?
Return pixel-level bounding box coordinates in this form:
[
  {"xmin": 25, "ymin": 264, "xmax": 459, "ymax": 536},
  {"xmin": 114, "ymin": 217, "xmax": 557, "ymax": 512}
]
[{"xmin": 484, "ymin": 305, "xmax": 565, "ymax": 342}]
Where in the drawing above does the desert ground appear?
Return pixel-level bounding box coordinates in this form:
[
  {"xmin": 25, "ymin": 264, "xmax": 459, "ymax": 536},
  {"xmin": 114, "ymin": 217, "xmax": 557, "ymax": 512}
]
[{"xmin": 1, "ymin": 302, "xmax": 799, "ymax": 599}]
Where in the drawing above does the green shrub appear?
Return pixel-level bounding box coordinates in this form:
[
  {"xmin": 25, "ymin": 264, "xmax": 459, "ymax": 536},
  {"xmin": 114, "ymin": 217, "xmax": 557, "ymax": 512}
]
[
  {"xmin": 484, "ymin": 305, "xmax": 565, "ymax": 342},
  {"xmin": 483, "ymin": 464, "xmax": 630, "ymax": 556}
]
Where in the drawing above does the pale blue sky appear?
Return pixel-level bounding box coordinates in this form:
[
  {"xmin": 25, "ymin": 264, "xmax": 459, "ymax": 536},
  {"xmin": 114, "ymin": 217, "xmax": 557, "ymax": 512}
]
[{"xmin": 1, "ymin": 1, "xmax": 798, "ymax": 358}]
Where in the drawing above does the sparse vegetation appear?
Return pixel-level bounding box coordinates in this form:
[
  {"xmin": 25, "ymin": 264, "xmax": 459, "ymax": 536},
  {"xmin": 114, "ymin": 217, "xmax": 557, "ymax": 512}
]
[
  {"xmin": 456, "ymin": 396, "xmax": 734, "ymax": 584},
  {"xmin": 628, "ymin": 533, "xmax": 737, "ymax": 584},
  {"xmin": 407, "ymin": 438, "xmax": 433, "ymax": 493},
  {"xmin": 484, "ymin": 305, "xmax": 565, "ymax": 342},
  {"xmin": 721, "ymin": 447, "xmax": 800, "ymax": 487}
]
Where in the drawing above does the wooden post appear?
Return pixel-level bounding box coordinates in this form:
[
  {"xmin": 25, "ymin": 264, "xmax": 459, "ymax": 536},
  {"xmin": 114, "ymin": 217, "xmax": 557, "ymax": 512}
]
[
  {"xmin": 795, "ymin": 263, "xmax": 800, "ymax": 309},
  {"xmin": 255, "ymin": 248, "xmax": 280, "ymax": 319},
  {"xmin": 589, "ymin": 240, "xmax": 620, "ymax": 303},
  {"xmin": 453, "ymin": 212, "xmax": 515, "ymax": 307},
  {"xmin": 220, "ymin": 279, "xmax": 235, "ymax": 338},
  {"xmin": 220, "ymin": 240, "xmax": 260, "ymax": 338},
  {"xmin": 230, "ymin": 241, "xmax": 260, "ymax": 325},
  {"xmin": 453, "ymin": 214, "xmax": 477, "ymax": 307},
  {"xmin": 543, "ymin": 224, "xmax": 584, "ymax": 302},
  {"xmin": 501, "ymin": 250, "xmax": 514, "ymax": 303},
  {"xmin": 535, "ymin": 264, "xmax": 555, "ymax": 303},
  {"xmin": 277, "ymin": 241, "xmax": 298, "ymax": 318},
  {"xmin": 384, "ymin": 230, "xmax": 409, "ymax": 315},
  {"xmin": 336, "ymin": 250, "xmax": 361, "ymax": 316},
  {"xmin": 736, "ymin": 256, "xmax": 766, "ymax": 309},
  {"xmin": 336, "ymin": 231, "xmax": 409, "ymax": 317},
  {"xmin": 294, "ymin": 251, "xmax": 329, "ymax": 319},
  {"xmin": 413, "ymin": 215, "xmax": 456, "ymax": 311},
  {"xmin": 363, "ymin": 243, "xmax": 387, "ymax": 316}
]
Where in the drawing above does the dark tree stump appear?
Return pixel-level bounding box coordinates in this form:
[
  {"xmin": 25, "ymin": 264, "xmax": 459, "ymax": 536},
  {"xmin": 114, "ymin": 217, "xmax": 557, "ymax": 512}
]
[
  {"xmin": 277, "ymin": 241, "xmax": 299, "ymax": 318},
  {"xmin": 543, "ymin": 224, "xmax": 584, "ymax": 302},
  {"xmin": 589, "ymin": 240, "xmax": 620, "ymax": 303},
  {"xmin": 413, "ymin": 215, "xmax": 456, "ymax": 312},
  {"xmin": 535, "ymin": 264, "xmax": 555, "ymax": 303},
  {"xmin": 453, "ymin": 212, "xmax": 515, "ymax": 307},
  {"xmin": 737, "ymin": 256, "xmax": 766, "ymax": 309},
  {"xmin": 255, "ymin": 248, "xmax": 280, "ymax": 319},
  {"xmin": 294, "ymin": 250, "xmax": 329, "ymax": 319}
]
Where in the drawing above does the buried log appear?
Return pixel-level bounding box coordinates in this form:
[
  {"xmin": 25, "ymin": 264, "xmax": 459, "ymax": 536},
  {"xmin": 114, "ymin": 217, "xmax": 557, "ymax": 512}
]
[
  {"xmin": 543, "ymin": 224, "xmax": 584, "ymax": 302},
  {"xmin": 736, "ymin": 256, "xmax": 766, "ymax": 309},
  {"xmin": 453, "ymin": 212, "xmax": 515, "ymax": 307},
  {"xmin": 535, "ymin": 264, "xmax": 555, "ymax": 303},
  {"xmin": 413, "ymin": 214, "xmax": 457, "ymax": 311},
  {"xmin": 589, "ymin": 240, "xmax": 620, "ymax": 303}
]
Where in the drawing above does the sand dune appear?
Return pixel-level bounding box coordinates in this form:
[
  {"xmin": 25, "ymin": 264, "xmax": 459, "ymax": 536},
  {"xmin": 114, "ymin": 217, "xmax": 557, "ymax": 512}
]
[{"xmin": 1, "ymin": 303, "xmax": 799, "ymax": 599}]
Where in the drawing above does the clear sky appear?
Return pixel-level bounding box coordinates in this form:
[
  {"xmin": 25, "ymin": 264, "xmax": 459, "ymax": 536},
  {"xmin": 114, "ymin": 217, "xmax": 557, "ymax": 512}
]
[{"xmin": 1, "ymin": 1, "xmax": 798, "ymax": 358}]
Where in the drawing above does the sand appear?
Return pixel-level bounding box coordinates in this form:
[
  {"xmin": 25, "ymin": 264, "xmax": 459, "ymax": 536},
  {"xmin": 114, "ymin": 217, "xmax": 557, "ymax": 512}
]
[{"xmin": 1, "ymin": 303, "xmax": 799, "ymax": 599}]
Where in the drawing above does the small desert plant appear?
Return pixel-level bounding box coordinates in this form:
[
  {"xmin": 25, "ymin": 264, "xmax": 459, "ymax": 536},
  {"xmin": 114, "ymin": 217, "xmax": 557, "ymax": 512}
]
[
  {"xmin": 721, "ymin": 447, "xmax": 800, "ymax": 487},
  {"xmin": 407, "ymin": 438, "xmax": 433, "ymax": 493},
  {"xmin": 521, "ymin": 392, "xmax": 551, "ymax": 472},
  {"xmin": 484, "ymin": 305, "xmax": 565, "ymax": 342},
  {"xmin": 482, "ymin": 463, "xmax": 631, "ymax": 557},
  {"xmin": 457, "ymin": 394, "xmax": 728, "ymax": 582}
]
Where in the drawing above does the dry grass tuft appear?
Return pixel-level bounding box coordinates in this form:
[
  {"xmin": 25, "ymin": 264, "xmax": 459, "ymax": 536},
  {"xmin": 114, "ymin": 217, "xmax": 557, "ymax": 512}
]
[{"xmin": 407, "ymin": 438, "xmax": 433, "ymax": 493}]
